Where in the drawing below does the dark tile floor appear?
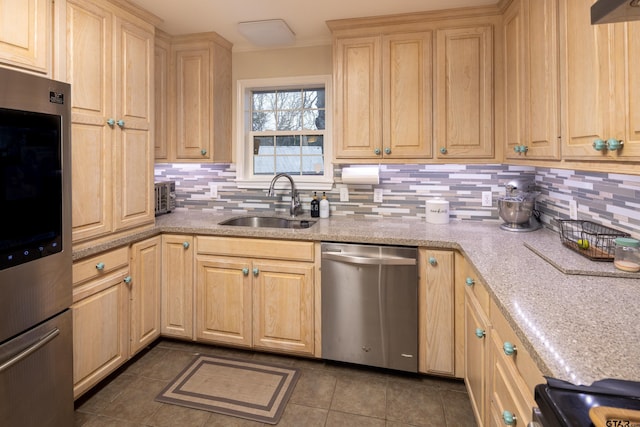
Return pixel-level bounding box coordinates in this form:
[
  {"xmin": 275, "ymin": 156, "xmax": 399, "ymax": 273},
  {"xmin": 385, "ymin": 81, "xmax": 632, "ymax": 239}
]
[{"xmin": 74, "ymin": 339, "xmax": 477, "ymax": 426}]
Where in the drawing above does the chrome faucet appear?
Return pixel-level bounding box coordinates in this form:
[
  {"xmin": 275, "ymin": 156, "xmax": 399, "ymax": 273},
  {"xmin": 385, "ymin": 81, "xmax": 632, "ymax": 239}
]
[{"xmin": 268, "ymin": 173, "xmax": 302, "ymax": 216}]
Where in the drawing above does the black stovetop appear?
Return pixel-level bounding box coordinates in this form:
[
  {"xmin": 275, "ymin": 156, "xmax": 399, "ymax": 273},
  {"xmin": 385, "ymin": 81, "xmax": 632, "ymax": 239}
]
[{"xmin": 535, "ymin": 378, "xmax": 640, "ymax": 427}]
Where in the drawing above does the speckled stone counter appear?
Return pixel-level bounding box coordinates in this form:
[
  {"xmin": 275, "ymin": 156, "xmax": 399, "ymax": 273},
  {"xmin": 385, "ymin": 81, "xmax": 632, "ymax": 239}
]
[{"xmin": 74, "ymin": 210, "xmax": 640, "ymax": 385}]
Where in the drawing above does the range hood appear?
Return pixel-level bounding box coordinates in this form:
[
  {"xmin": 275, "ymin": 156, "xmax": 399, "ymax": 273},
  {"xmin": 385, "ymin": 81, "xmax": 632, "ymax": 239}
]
[{"xmin": 591, "ymin": 0, "xmax": 640, "ymax": 24}]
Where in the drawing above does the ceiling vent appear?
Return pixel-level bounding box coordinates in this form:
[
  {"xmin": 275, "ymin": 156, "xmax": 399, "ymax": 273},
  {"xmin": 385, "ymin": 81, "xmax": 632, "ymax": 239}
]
[{"xmin": 237, "ymin": 19, "xmax": 295, "ymax": 47}]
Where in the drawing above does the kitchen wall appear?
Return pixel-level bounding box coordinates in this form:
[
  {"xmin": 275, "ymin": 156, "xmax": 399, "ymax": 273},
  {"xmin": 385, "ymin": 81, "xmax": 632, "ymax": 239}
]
[{"xmin": 154, "ymin": 163, "xmax": 640, "ymax": 238}]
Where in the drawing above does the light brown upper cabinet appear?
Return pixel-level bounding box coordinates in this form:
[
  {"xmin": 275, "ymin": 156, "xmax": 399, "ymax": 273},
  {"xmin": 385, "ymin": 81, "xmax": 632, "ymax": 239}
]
[
  {"xmin": 503, "ymin": 0, "xmax": 560, "ymax": 160},
  {"xmin": 154, "ymin": 32, "xmax": 232, "ymax": 163},
  {"xmin": 329, "ymin": 11, "xmax": 499, "ymax": 164},
  {"xmin": 0, "ymin": 0, "xmax": 50, "ymax": 74},
  {"xmin": 63, "ymin": 0, "xmax": 156, "ymax": 246},
  {"xmin": 560, "ymin": 0, "xmax": 640, "ymax": 160},
  {"xmin": 333, "ymin": 32, "xmax": 433, "ymax": 161},
  {"xmin": 435, "ymin": 25, "xmax": 494, "ymax": 159}
]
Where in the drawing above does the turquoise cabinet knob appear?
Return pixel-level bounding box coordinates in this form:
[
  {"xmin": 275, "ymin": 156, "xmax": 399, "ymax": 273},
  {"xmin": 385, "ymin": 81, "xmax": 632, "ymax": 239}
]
[
  {"xmin": 124, "ymin": 276, "xmax": 132, "ymax": 284},
  {"xmin": 502, "ymin": 410, "xmax": 516, "ymax": 425},
  {"xmin": 242, "ymin": 267, "xmax": 249, "ymax": 276},
  {"xmin": 503, "ymin": 341, "xmax": 517, "ymax": 356},
  {"xmin": 95, "ymin": 262, "xmax": 105, "ymax": 271},
  {"xmin": 201, "ymin": 149, "xmax": 207, "ymax": 156},
  {"xmin": 592, "ymin": 139, "xmax": 606, "ymax": 151},
  {"xmin": 440, "ymin": 147, "xmax": 447, "ymax": 154},
  {"xmin": 513, "ymin": 145, "xmax": 520, "ymax": 153},
  {"xmin": 116, "ymin": 119, "xmax": 125, "ymax": 127},
  {"xmin": 374, "ymin": 148, "xmax": 381, "ymax": 155},
  {"xmin": 384, "ymin": 147, "xmax": 391, "ymax": 155},
  {"xmin": 429, "ymin": 257, "xmax": 437, "ymax": 266},
  {"xmin": 475, "ymin": 328, "xmax": 485, "ymax": 339},
  {"xmin": 466, "ymin": 277, "xmax": 475, "ymax": 286},
  {"xmin": 253, "ymin": 268, "xmax": 259, "ymax": 276},
  {"xmin": 520, "ymin": 145, "xmax": 528, "ymax": 153},
  {"xmin": 183, "ymin": 241, "xmax": 190, "ymax": 249},
  {"xmin": 606, "ymin": 139, "xmax": 623, "ymax": 151},
  {"xmin": 106, "ymin": 118, "xmax": 115, "ymax": 126}
]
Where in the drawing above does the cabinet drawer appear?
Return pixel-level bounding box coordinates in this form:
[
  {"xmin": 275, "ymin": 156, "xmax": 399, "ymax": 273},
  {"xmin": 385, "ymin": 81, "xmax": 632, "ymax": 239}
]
[
  {"xmin": 73, "ymin": 247, "xmax": 129, "ymax": 286},
  {"xmin": 196, "ymin": 236, "xmax": 315, "ymax": 262},
  {"xmin": 490, "ymin": 331, "xmax": 534, "ymax": 426},
  {"xmin": 461, "ymin": 264, "xmax": 490, "ymax": 315},
  {"xmin": 490, "ymin": 300, "xmax": 545, "ymax": 394}
]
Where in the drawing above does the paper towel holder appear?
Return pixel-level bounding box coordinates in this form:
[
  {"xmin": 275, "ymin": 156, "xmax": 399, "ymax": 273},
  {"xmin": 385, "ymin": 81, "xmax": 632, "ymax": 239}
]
[{"xmin": 341, "ymin": 166, "xmax": 380, "ymax": 185}]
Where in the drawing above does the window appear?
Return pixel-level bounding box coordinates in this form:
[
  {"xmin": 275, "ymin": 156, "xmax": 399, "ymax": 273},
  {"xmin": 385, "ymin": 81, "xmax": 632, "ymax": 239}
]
[{"xmin": 236, "ymin": 76, "xmax": 333, "ymax": 189}]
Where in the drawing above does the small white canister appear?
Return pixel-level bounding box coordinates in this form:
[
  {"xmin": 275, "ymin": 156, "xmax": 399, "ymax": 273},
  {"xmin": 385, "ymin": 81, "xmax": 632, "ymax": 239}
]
[{"xmin": 426, "ymin": 198, "xmax": 450, "ymax": 224}]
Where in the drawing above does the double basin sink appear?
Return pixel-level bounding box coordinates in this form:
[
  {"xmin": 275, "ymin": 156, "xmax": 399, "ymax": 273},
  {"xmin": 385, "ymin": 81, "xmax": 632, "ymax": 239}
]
[{"xmin": 219, "ymin": 216, "xmax": 316, "ymax": 229}]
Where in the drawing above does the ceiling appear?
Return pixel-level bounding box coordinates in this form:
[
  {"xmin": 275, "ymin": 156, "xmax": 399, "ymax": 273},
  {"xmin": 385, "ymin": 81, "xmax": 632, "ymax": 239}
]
[{"xmin": 128, "ymin": 0, "xmax": 499, "ymax": 51}]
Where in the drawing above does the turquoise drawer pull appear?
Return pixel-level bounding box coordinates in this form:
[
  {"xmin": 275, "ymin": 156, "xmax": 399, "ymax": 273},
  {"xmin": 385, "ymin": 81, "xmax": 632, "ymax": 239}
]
[
  {"xmin": 253, "ymin": 268, "xmax": 259, "ymax": 276},
  {"xmin": 592, "ymin": 139, "xmax": 606, "ymax": 151},
  {"xmin": 475, "ymin": 328, "xmax": 485, "ymax": 339},
  {"xmin": 502, "ymin": 410, "xmax": 516, "ymax": 425},
  {"xmin": 606, "ymin": 139, "xmax": 623, "ymax": 151},
  {"xmin": 242, "ymin": 268, "xmax": 249, "ymax": 276},
  {"xmin": 429, "ymin": 257, "xmax": 437, "ymax": 266},
  {"xmin": 95, "ymin": 262, "xmax": 105, "ymax": 271},
  {"xmin": 123, "ymin": 276, "xmax": 132, "ymax": 284},
  {"xmin": 466, "ymin": 277, "xmax": 475, "ymax": 286},
  {"xmin": 503, "ymin": 341, "xmax": 517, "ymax": 356},
  {"xmin": 183, "ymin": 241, "xmax": 190, "ymax": 249}
]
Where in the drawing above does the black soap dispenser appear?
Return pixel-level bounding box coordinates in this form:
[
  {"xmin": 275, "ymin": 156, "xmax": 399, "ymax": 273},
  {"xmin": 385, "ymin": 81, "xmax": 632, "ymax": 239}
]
[{"xmin": 310, "ymin": 192, "xmax": 320, "ymax": 218}]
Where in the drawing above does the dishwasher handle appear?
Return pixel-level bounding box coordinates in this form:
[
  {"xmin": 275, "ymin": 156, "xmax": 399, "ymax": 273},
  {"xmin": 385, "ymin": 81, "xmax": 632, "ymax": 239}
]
[{"xmin": 322, "ymin": 252, "xmax": 417, "ymax": 266}]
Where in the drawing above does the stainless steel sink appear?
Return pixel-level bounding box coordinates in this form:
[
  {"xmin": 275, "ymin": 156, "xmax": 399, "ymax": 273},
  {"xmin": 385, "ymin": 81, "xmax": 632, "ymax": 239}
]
[{"xmin": 218, "ymin": 216, "xmax": 316, "ymax": 229}]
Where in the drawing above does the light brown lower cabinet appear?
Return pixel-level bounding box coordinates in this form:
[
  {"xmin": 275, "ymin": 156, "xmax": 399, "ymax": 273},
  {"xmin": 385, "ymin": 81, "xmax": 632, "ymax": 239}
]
[
  {"xmin": 195, "ymin": 236, "xmax": 316, "ymax": 356},
  {"xmin": 462, "ymin": 259, "xmax": 545, "ymax": 427},
  {"xmin": 465, "ymin": 283, "xmax": 491, "ymax": 426},
  {"xmin": 419, "ymin": 249, "xmax": 455, "ymax": 375},
  {"xmin": 71, "ymin": 237, "xmax": 161, "ymax": 399},
  {"xmin": 71, "ymin": 247, "xmax": 130, "ymax": 399},
  {"xmin": 129, "ymin": 236, "xmax": 162, "ymax": 354},
  {"xmin": 160, "ymin": 234, "xmax": 194, "ymax": 339}
]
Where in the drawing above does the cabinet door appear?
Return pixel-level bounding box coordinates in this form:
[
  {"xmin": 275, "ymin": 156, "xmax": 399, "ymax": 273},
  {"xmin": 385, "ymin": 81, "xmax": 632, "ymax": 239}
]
[
  {"xmin": 113, "ymin": 15, "xmax": 154, "ymax": 231},
  {"xmin": 173, "ymin": 42, "xmax": 211, "ymax": 160},
  {"xmin": 435, "ymin": 25, "xmax": 494, "ymax": 159},
  {"xmin": 252, "ymin": 260, "xmax": 314, "ymax": 355},
  {"xmin": 129, "ymin": 236, "xmax": 161, "ymax": 355},
  {"xmin": 66, "ymin": 0, "xmax": 114, "ymax": 241},
  {"xmin": 560, "ymin": 0, "xmax": 616, "ymax": 159},
  {"xmin": 154, "ymin": 34, "xmax": 170, "ymax": 160},
  {"xmin": 72, "ymin": 276, "xmax": 128, "ymax": 399},
  {"xmin": 334, "ymin": 36, "xmax": 382, "ymax": 159},
  {"xmin": 0, "ymin": 0, "xmax": 50, "ymax": 73},
  {"xmin": 383, "ymin": 32, "xmax": 433, "ymax": 159},
  {"xmin": 619, "ymin": 21, "xmax": 640, "ymax": 159},
  {"xmin": 161, "ymin": 235, "xmax": 194, "ymax": 339},
  {"xmin": 419, "ymin": 249, "xmax": 454, "ymax": 375},
  {"xmin": 503, "ymin": 0, "xmax": 526, "ymax": 159},
  {"xmin": 524, "ymin": 0, "xmax": 560, "ymax": 159},
  {"xmin": 465, "ymin": 286, "xmax": 491, "ymax": 427},
  {"xmin": 196, "ymin": 256, "xmax": 252, "ymax": 347}
]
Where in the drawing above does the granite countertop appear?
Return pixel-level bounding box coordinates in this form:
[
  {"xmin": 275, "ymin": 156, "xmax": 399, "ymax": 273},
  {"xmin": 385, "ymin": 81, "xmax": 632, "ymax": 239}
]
[{"xmin": 75, "ymin": 210, "xmax": 640, "ymax": 385}]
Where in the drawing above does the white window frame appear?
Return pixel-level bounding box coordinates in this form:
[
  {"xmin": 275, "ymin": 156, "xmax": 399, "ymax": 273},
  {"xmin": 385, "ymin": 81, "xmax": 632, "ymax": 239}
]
[{"xmin": 235, "ymin": 75, "xmax": 334, "ymax": 190}]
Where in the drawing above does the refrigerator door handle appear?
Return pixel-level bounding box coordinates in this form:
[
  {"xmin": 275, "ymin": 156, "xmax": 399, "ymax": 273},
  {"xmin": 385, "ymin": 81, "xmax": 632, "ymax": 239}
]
[{"xmin": 0, "ymin": 328, "xmax": 60, "ymax": 373}]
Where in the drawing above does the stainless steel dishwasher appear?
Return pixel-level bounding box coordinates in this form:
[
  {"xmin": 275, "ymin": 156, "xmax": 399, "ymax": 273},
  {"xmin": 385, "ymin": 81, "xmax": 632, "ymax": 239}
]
[{"xmin": 321, "ymin": 242, "xmax": 418, "ymax": 373}]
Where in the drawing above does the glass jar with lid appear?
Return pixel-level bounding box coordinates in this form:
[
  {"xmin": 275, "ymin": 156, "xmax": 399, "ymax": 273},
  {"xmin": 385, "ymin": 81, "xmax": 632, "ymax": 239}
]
[{"xmin": 613, "ymin": 237, "xmax": 640, "ymax": 272}]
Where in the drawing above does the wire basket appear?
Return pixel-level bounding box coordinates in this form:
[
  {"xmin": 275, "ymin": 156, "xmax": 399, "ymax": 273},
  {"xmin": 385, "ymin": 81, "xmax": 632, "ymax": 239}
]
[{"xmin": 558, "ymin": 219, "xmax": 631, "ymax": 261}]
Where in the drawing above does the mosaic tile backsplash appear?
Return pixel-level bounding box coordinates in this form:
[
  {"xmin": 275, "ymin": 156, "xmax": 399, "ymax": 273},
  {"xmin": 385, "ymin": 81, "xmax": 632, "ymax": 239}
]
[{"xmin": 155, "ymin": 163, "xmax": 640, "ymax": 238}]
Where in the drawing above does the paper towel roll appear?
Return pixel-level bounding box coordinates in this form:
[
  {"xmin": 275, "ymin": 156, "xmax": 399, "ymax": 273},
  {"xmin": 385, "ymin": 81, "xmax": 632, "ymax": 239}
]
[{"xmin": 341, "ymin": 166, "xmax": 380, "ymax": 184}]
